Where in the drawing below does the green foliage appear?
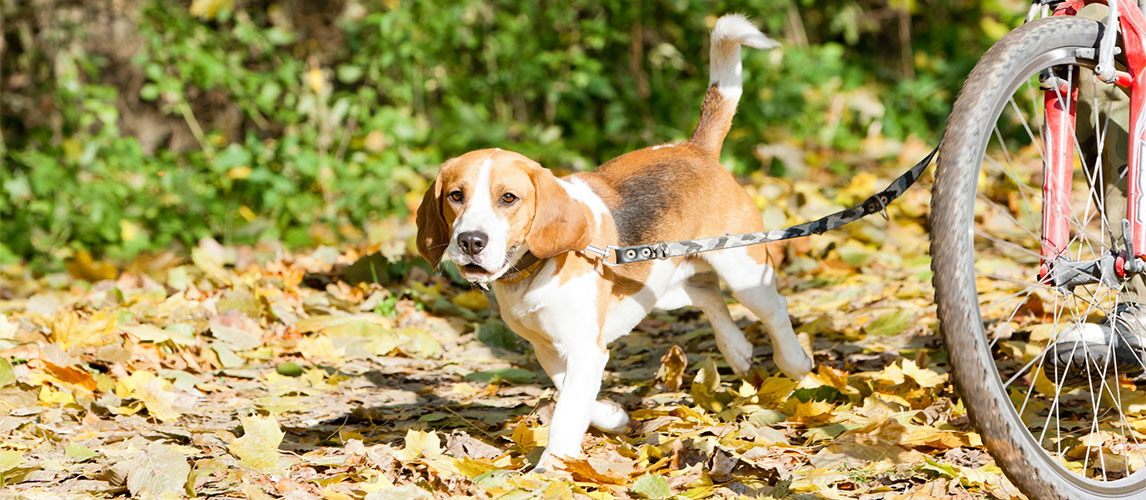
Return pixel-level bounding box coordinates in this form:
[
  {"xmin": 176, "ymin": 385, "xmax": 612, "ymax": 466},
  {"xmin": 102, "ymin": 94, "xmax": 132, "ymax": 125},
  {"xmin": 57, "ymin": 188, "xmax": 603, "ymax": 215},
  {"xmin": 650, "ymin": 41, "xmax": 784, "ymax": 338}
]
[
  {"xmin": 791, "ymin": 385, "xmax": 849, "ymax": 404},
  {"xmin": 1, "ymin": 0, "xmax": 1024, "ymax": 264},
  {"xmin": 477, "ymin": 320, "xmax": 524, "ymax": 352}
]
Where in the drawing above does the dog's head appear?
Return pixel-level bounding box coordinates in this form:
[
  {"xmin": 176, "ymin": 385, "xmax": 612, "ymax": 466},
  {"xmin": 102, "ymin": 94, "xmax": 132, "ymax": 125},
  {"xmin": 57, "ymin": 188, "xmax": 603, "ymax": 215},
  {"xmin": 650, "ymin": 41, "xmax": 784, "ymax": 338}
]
[{"xmin": 416, "ymin": 149, "xmax": 593, "ymax": 285}]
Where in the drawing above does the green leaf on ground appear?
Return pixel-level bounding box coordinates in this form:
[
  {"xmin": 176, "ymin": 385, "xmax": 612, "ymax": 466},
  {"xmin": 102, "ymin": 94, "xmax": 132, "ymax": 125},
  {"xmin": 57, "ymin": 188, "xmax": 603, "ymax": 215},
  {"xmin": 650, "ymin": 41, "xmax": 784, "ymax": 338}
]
[
  {"xmin": 865, "ymin": 309, "xmax": 916, "ymax": 336},
  {"xmin": 0, "ymin": 358, "xmax": 14, "ymax": 387},
  {"xmin": 0, "ymin": 449, "xmax": 23, "ymax": 472},
  {"xmin": 477, "ymin": 320, "xmax": 521, "ymax": 351},
  {"xmin": 631, "ymin": 473, "xmax": 672, "ymax": 499},
  {"xmin": 276, "ymin": 362, "xmax": 303, "ymax": 377},
  {"xmin": 65, "ymin": 443, "xmax": 97, "ymax": 460}
]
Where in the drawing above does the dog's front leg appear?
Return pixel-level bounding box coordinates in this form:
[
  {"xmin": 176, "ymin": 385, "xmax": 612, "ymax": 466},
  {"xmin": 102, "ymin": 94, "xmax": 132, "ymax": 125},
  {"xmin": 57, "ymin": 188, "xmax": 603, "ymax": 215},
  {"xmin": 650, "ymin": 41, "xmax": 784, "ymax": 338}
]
[
  {"xmin": 534, "ymin": 342, "xmax": 629, "ymax": 434},
  {"xmin": 536, "ymin": 342, "xmax": 609, "ymax": 469}
]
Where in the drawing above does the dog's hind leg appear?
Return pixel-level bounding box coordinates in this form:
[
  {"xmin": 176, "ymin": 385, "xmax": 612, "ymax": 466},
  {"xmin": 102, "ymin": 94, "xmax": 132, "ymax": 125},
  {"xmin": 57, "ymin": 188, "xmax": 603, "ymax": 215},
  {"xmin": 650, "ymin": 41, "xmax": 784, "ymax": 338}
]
[
  {"xmin": 533, "ymin": 342, "xmax": 629, "ymax": 434},
  {"xmin": 685, "ymin": 271, "xmax": 755, "ymax": 376},
  {"xmin": 704, "ymin": 248, "xmax": 813, "ymax": 380}
]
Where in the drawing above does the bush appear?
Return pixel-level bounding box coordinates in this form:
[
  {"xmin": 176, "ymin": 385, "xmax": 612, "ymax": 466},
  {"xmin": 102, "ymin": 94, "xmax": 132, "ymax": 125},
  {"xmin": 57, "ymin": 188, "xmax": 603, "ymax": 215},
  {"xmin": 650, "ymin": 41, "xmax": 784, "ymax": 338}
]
[{"xmin": 0, "ymin": 0, "xmax": 1023, "ymax": 265}]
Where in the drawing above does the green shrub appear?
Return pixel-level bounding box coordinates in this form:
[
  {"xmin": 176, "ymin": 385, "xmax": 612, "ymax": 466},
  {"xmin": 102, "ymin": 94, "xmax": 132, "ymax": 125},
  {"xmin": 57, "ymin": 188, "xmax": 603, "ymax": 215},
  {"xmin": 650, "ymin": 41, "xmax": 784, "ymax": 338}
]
[{"xmin": 0, "ymin": 0, "xmax": 1023, "ymax": 265}]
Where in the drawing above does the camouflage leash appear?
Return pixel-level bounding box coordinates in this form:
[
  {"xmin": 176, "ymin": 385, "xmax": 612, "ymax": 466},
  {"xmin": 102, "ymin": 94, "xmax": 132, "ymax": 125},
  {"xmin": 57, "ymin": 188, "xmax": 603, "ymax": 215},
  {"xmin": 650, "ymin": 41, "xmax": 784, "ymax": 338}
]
[{"xmin": 581, "ymin": 146, "xmax": 939, "ymax": 266}]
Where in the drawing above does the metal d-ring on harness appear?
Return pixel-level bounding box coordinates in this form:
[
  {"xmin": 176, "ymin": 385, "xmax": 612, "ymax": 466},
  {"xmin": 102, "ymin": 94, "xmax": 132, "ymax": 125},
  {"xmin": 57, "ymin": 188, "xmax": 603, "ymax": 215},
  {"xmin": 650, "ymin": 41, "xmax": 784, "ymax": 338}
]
[{"xmin": 580, "ymin": 146, "xmax": 940, "ymax": 266}]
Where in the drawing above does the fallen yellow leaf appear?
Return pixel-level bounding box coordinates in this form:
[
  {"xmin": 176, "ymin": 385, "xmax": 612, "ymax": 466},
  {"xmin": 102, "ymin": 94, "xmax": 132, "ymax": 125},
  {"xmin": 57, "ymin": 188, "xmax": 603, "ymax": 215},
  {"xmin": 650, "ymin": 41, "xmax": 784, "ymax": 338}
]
[
  {"xmin": 115, "ymin": 371, "xmax": 183, "ymax": 422},
  {"xmin": 64, "ymin": 250, "xmax": 117, "ymax": 282},
  {"xmin": 451, "ymin": 290, "xmax": 489, "ymax": 310},
  {"xmin": 228, "ymin": 415, "xmax": 285, "ymax": 472},
  {"xmin": 901, "ymin": 360, "xmax": 947, "ymax": 388}
]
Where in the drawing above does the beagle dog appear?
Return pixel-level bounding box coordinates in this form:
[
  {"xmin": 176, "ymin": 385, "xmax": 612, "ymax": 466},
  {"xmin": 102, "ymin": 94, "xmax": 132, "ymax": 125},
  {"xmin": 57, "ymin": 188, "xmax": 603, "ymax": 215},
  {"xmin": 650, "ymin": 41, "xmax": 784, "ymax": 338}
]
[{"xmin": 416, "ymin": 15, "xmax": 812, "ymax": 467}]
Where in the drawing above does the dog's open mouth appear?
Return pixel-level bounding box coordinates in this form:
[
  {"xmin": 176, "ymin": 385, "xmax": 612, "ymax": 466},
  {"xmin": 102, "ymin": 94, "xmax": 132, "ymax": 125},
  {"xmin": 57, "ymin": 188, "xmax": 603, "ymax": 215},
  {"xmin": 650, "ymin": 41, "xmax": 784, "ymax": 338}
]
[{"xmin": 462, "ymin": 263, "xmax": 490, "ymax": 275}]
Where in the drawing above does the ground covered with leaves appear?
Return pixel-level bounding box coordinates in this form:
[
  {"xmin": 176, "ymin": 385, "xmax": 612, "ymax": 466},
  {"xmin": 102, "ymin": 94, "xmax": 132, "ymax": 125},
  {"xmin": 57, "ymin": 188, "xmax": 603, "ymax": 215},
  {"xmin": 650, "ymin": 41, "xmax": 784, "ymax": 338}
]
[{"xmin": 0, "ymin": 142, "xmax": 1028, "ymax": 500}]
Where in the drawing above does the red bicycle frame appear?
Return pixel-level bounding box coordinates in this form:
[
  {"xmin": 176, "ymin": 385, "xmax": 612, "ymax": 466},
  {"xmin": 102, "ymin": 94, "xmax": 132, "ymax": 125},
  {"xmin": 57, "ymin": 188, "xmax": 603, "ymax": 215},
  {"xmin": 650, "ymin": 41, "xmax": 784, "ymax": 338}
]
[{"xmin": 1042, "ymin": 0, "xmax": 1146, "ymax": 278}]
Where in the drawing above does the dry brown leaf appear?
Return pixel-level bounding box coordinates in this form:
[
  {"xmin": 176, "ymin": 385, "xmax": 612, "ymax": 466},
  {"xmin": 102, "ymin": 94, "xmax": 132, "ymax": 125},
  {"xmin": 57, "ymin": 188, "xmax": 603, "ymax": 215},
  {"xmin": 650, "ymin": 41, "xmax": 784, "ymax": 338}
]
[
  {"xmin": 559, "ymin": 455, "xmax": 634, "ymax": 485},
  {"xmin": 656, "ymin": 345, "xmax": 687, "ymax": 390},
  {"xmin": 34, "ymin": 359, "xmax": 97, "ymax": 391}
]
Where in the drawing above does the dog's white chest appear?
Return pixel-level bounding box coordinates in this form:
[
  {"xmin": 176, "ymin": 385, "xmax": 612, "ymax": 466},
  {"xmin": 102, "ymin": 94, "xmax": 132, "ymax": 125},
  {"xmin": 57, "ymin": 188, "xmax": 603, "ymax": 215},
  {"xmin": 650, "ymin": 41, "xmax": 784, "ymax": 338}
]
[
  {"xmin": 493, "ymin": 262, "xmax": 600, "ymax": 346},
  {"xmin": 492, "ymin": 258, "xmax": 699, "ymax": 349}
]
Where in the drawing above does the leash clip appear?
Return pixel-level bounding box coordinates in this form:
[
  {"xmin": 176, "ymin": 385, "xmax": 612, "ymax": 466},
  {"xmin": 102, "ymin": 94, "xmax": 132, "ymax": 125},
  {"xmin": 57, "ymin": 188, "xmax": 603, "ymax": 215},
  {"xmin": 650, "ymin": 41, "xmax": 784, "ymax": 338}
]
[
  {"xmin": 864, "ymin": 193, "xmax": 891, "ymax": 222},
  {"xmin": 875, "ymin": 194, "xmax": 891, "ymax": 221},
  {"xmin": 582, "ymin": 244, "xmax": 621, "ymax": 267}
]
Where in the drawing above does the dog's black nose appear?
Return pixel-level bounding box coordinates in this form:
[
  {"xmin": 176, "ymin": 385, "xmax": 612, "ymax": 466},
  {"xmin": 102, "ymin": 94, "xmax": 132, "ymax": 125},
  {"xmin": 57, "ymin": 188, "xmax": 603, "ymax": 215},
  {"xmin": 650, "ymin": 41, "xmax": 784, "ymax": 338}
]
[{"xmin": 458, "ymin": 231, "xmax": 488, "ymax": 256}]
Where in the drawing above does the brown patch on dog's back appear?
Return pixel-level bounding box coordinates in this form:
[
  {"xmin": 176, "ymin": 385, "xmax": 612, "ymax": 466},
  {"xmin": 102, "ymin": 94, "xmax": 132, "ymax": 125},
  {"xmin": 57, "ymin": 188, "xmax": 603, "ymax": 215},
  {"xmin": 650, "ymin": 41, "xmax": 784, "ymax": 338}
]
[
  {"xmin": 610, "ymin": 161, "xmax": 689, "ymax": 246},
  {"xmin": 589, "ymin": 144, "xmax": 759, "ymax": 246}
]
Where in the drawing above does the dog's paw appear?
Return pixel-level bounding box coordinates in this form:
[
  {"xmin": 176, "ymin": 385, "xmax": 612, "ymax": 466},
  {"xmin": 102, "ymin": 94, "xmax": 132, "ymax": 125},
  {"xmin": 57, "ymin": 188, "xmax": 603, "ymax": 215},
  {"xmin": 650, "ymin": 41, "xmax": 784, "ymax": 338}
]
[
  {"xmin": 724, "ymin": 347, "xmax": 753, "ymax": 377},
  {"xmin": 590, "ymin": 400, "xmax": 630, "ymax": 434},
  {"xmin": 774, "ymin": 347, "xmax": 813, "ymax": 380},
  {"xmin": 716, "ymin": 337, "xmax": 754, "ymax": 377}
]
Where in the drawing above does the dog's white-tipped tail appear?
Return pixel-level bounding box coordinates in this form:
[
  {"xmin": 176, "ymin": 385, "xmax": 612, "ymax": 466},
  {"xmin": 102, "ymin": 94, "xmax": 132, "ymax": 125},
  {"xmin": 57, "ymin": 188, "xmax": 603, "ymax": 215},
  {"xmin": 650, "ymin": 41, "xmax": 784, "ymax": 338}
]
[
  {"xmin": 708, "ymin": 14, "xmax": 779, "ymax": 97},
  {"xmin": 689, "ymin": 14, "xmax": 779, "ymax": 157}
]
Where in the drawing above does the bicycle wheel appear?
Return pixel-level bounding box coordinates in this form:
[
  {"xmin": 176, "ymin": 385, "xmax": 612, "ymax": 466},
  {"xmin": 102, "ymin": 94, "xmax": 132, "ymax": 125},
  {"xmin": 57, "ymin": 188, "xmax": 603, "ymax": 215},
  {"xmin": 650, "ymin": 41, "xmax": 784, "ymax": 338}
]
[{"xmin": 932, "ymin": 16, "xmax": 1146, "ymax": 499}]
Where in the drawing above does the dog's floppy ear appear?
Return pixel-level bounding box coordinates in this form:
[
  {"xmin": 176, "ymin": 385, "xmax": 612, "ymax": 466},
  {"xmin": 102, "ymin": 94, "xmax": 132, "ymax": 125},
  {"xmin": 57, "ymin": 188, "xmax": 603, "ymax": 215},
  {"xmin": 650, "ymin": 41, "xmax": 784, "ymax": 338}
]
[
  {"xmin": 526, "ymin": 165, "xmax": 593, "ymax": 259},
  {"xmin": 416, "ymin": 171, "xmax": 449, "ymax": 268}
]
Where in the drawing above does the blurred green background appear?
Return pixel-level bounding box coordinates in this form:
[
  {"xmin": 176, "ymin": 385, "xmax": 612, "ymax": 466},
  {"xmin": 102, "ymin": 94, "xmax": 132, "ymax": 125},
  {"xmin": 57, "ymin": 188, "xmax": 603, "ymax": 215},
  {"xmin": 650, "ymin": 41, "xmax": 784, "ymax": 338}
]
[{"xmin": 0, "ymin": 0, "xmax": 1025, "ymax": 266}]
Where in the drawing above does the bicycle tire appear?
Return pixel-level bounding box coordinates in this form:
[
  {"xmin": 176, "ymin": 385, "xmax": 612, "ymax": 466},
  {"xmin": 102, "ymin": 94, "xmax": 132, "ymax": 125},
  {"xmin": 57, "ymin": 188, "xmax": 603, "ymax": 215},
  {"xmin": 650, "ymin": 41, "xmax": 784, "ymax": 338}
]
[{"xmin": 932, "ymin": 16, "xmax": 1146, "ymax": 499}]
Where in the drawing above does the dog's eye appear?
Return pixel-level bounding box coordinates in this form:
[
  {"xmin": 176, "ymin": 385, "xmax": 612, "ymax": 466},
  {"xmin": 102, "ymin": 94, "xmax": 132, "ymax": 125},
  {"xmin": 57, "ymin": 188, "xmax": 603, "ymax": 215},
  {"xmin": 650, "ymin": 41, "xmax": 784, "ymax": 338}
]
[
  {"xmin": 501, "ymin": 193, "xmax": 518, "ymax": 205},
  {"xmin": 448, "ymin": 190, "xmax": 464, "ymax": 202}
]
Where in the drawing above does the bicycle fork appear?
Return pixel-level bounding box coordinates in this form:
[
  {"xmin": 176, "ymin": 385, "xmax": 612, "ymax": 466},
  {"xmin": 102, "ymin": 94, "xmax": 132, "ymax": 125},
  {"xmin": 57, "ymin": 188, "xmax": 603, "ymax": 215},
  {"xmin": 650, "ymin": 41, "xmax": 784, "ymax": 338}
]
[
  {"xmin": 1040, "ymin": 67, "xmax": 1077, "ymax": 276},
  {"xmin": 1040, "ymin": 0, "xmax": 1146, "ymax": 292},
  {"xmin": 1039, "ymin": 71, "xmax": 1143, "ymax": 290},
  {"xmin": 1038, "ymin": 0, "xmax": 1146, "ymax": 291}
]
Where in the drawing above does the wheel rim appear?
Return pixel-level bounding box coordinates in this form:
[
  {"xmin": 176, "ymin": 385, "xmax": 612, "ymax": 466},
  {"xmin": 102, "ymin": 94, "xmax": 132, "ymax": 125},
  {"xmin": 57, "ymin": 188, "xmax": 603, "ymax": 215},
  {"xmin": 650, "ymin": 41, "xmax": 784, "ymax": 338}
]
[{"xmin": 962, "ymin": 43, "xmax": 1146, "ymax": 490}]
